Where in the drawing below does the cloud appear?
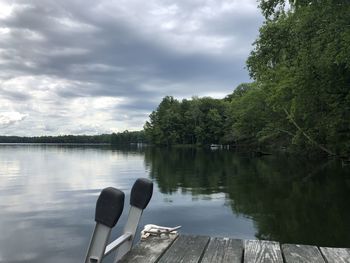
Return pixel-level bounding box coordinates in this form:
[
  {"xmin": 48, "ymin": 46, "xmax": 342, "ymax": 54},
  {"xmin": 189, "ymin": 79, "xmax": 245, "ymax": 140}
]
[
  {"xmin": 0, "ymin": 111, "xmax": 27, "ymax": 127},
  {"xmin": 0, "ymin": 0, "xmax": 263, "ymax": 136}
]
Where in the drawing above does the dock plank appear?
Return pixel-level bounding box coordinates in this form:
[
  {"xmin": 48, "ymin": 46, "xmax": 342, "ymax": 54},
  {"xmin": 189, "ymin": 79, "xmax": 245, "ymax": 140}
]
[
  {"xmin": 158, "ymin": 235, "xmax": 210, "ymax": 263},
  {"xmin": 320, "ymin": 247, "xmax": 350, "ymax": 263},
  {"xmin": 282, "ymin": 244, "xmax": 325, "ymax": 263},
  {"xmin": 118, "ymin": 234, "xmax": 350, "ymax": 263},
  {"xmin": 120, "ymin": 235, "xmax": 177, "ymax": 263},
  {"xmin": 244, "ymin": 240, "xmax": 283, "ymax": 263},
  {"xmin": 201, "ymin": 237, "xmax": 243, "ymax": 263}
]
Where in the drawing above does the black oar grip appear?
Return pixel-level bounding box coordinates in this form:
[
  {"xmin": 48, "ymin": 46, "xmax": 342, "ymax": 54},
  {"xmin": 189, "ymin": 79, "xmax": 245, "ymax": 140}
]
[
  {"xmin": 95, "ymin": 187, "xmax": 125, "ymax": 228},
  {"xmin": 130, "ymin": 178, "xmax": 153, "ymax": 209}
]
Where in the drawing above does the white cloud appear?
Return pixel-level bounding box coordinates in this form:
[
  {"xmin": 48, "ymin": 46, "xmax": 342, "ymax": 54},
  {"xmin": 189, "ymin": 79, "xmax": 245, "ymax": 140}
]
[
  {"xmin": 0, "ymin": 111, "xmax": 27, "ymax": 127},
  {"xmin": 0, "ymin": 2, "xmax": 13, "ymax": 19}
]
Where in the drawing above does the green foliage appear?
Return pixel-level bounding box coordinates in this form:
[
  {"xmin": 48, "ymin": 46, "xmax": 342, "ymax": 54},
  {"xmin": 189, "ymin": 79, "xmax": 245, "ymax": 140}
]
[
  {"xmin": 144, "ymin": 96, "xmax": 231, "ymax": 145},
  {"xmin": 230, "ymin": 84, "xmax": 269, "ymax": 141},
  {"xmin": 144, "ymin": 82, "xmax": 286, "ymax": 149},
  {"xmin": 224, "ymin": 83, "xmax": 252, "ymax": 101},
  {"xmin": 110, "ymin": 130, "xmax": 147, "ymax": 145},
  {"xmin": 247, "ymin": 0, "xmax": 350, "ymax": 156}
]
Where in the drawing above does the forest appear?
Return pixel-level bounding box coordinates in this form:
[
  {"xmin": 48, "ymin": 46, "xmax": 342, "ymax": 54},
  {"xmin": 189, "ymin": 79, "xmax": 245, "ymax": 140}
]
[
  {"xmin": 144, "ymin": 0, "xmax": 350, "ymax": 157},
  {"xmin": 0, "ymin": 130, "xmax": 146, "ymax": 144}
]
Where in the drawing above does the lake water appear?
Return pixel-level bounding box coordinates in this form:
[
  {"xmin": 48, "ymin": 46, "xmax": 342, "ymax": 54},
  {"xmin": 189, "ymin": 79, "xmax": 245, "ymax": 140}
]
[{"xmin": 0, "ymin": 145, "xmax": 349, "ymax": 262}]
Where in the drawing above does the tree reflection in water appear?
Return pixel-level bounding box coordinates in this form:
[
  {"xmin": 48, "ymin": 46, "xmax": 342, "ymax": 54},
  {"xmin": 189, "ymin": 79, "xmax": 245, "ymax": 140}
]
[{"xmin": 144, "ymin": 147, "xmax": 350, "ymax": 247}]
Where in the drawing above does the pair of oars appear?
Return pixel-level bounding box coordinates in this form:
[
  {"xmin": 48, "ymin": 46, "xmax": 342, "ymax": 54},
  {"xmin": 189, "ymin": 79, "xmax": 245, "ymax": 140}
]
[{"xmin": 85, "ymin": 178, "xmax": 153, "ymax": 263}]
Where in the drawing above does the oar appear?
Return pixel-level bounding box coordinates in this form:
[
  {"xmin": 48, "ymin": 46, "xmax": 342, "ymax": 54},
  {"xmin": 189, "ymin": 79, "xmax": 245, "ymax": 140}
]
[
  {"xmin": 85, "ymin": 187, "xmax": 124, "ymax": 263},
  {"xmin": 112, "ymin": 178, "xmax": 153, "ymax": 262}
]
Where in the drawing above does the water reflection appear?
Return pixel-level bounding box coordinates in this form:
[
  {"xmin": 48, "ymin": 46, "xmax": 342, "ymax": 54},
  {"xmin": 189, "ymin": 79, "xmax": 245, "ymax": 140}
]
[
  {"xmin": 0, "ymin": 145, "xmax": 349, "ymax": 263},
  {"xmin": 0, "ymin": 145, "xmax": 146, "ymax": 263},
  {"xmin": 145, "ymin": 147, "xmax": 350, "ymax": 247}
]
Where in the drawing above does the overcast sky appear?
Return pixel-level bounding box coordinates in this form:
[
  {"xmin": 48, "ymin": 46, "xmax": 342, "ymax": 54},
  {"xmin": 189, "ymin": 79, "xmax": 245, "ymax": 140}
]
[{"xmin": 0, "ymin": 0, "xmax": 263, "ymax": 136}]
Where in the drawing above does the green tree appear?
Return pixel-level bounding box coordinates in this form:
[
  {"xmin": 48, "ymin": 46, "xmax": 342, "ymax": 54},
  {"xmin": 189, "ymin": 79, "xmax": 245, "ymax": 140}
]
[{"xmin": 247, "ymin": 0, "xmax": 350, "ymax": 156}]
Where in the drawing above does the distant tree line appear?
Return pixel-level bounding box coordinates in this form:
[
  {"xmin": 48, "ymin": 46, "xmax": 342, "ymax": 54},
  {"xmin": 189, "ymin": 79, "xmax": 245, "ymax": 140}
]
[
  {"xmin": 144, "ymin": 0, "xmax": 350, "ymax": 157},
  {"xmin": 110, "ymin": 130, "xmax": 147, "ymax": 145},
  {"xmin": 0, "ymin": 130, "xmax": 147, "ymax": 145}
]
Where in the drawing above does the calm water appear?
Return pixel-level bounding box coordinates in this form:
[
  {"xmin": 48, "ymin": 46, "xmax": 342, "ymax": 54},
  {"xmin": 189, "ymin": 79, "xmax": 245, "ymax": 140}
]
[{"xmin": 0, "ymin": 145, "xmax": 349, "ymax": 262}]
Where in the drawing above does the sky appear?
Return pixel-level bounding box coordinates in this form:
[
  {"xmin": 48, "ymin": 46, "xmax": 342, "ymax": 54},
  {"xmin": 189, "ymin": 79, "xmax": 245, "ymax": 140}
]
[{"xmin": 0, "ymin": 0, "xmax": 263, "ymax": 136}]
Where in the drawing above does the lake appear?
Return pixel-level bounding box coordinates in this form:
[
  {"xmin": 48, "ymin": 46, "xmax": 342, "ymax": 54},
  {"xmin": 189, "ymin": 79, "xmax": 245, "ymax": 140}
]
[{"xmin": 0, "ymin": 144, "xmax": 349, "ymax": 262}]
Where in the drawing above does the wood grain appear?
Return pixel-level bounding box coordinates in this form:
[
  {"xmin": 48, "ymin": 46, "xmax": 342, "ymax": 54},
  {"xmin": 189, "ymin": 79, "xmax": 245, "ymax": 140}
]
[
  {"xmin": 201, "ymin": 237, "xmax": 243, "ymax": 263},
  {"xmin": 158, "ymin": 235, "xmax": 210, "ymax": 263},
  {"xmin": 282, "ymin": 244, "xmax": 325, "ymax": 263},
  {"xmin": 244, "ymin": 240, "xmax": 283, "ymax": 263},
  {"xmin": 120, "ymin": 235, "xmax": 177, "ymax": 263},
  {"xmin": 320, "ymin": 247, "xmax": 350, "ymax": 263}
]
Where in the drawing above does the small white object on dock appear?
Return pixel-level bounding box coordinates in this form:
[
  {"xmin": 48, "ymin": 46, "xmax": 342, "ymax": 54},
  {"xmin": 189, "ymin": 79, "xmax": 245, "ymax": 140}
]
[{"xmin": 141, "ymin": 224, "xmax": 181, "ymax": 239}]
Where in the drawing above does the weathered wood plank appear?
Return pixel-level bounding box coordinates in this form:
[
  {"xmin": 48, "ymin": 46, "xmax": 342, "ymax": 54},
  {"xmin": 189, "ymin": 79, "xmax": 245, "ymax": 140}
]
[
  {"xmin": 244, "ymin": 240, "xmax": 283, "ymax": 263},
  {"xmin": 201, "ymin": 237, "xmax": 243, "ymax": 263},
  {"xmin": 120, "ymin": 235, "xmax": 178, "ymax": 263},
  {"xmin": 282, "ymin": 244, "xmax": 325, "ymax": 263},
  {"xmin": 320, "ymin": 247, "xmax": 350, "ymax": 263},
  {"xmin": 158, "ymin": 235, "xmax": 210, "ymax": 263}
]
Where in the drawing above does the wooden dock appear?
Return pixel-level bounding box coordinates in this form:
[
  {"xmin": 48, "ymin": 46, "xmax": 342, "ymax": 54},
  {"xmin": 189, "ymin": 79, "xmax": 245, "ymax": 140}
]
[{"xmin": 120, "ymin": 234, "xmax": 350, "ymax": 263}]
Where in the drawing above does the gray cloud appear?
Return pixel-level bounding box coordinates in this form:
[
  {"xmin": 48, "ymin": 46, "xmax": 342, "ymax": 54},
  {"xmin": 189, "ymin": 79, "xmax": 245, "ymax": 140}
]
[{"xmin": 0, "ymin": 0, "xmax": 263, "ymax": 135}]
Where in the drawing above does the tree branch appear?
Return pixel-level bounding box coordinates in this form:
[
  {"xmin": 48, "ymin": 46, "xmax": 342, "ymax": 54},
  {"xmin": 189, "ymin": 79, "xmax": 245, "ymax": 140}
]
[{"xmin": 283, "ymin": 108, "xmax": 335, "ymax": 156}]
